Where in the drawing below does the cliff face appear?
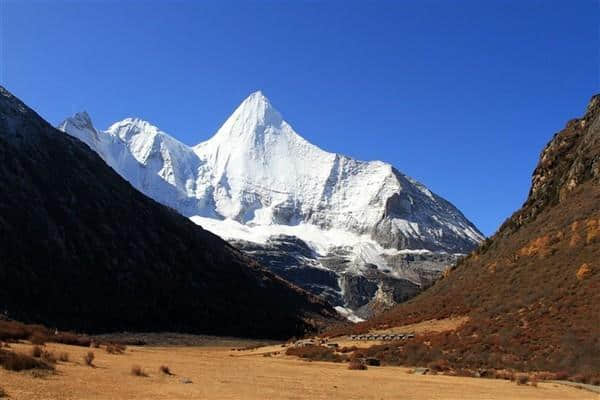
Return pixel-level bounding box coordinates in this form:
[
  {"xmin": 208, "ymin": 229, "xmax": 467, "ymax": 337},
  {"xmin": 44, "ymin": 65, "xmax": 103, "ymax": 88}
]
[
  {"xmin": 331, "ymin": 94, "xmax": 600, "ymax": 376},
  {"xmin": 504, "ymin": 95, "xmax": 600, "ymax": 232}
]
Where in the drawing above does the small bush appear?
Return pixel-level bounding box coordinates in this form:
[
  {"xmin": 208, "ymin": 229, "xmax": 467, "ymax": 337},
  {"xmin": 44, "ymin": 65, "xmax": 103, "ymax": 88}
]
[
  {"xmin": 338, "ymin": 346, "xmax": 358, "ymax": 354},
  {"xmin": 516, "ymin": 374, "xmax": 529, "ymax": 385},
  {"xmin": 59, "ymin": 352, "xmax": 69, "ymax": 362},
  {"xmin": 106, "ymin": 343, "xmax": 126, "ymax": 354},
  {"xmin": 0, "ymin": 349, "xmax": 54, "ymax": 371},
  {"xmin": 41, "ymin": 350, "xmax": 56, "ymax": 364},
  {"xmin": 31, "ymin": 345, "xmax": 42, "ymax": 358},
  {"xmin": 159, "ymin": 365, "xmax": 171, "ymax": 375},
  {"xmin": 90, "ymin": 341, "xmax": 100, "ymax": 349},
  {"xmin": 83, "ymin": 351, "xmax": 94, "ymax": 366},
  {"xmin": 285, "ymin": 345, "xmax": 346, "ymax": 362},
  {"xmin": 131, "ymin": 364, "xmax": 147, "ymax": 377},
  {"xmin": 0, "ymin": 386, "xmax": 6, "ymax": 398},
  {"xmin": 348, "ymin": 360, "xmax": 367, "ymax": 370}
]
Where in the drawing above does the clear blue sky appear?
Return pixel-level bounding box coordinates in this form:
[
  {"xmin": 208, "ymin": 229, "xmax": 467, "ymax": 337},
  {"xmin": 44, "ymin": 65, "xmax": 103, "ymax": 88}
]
[{"xmin": 1, "ymin": 1, "xmax": 598, "ymax": 236}]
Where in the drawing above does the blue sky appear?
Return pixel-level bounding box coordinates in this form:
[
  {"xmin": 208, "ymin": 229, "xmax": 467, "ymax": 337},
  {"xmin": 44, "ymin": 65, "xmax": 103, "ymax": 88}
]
[{"xmin": 1, "ymin": 0, "xmax": 598, "ymax": 236}]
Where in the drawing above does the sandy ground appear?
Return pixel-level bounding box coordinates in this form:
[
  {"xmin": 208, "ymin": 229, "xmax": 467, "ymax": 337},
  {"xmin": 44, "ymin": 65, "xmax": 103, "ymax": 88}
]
[
  {"xmin": 371, "ymin": 316, "xmax": 470, "ymax": 335},
  {"xmin": 0, "ymin": 342, "xmax": 596, "ymax": 400}
]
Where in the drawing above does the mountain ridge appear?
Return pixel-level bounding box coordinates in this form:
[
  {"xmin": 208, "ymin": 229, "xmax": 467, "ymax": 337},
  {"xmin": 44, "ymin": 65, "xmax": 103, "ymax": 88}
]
[
  {"xmin": 0, "ymin": 85, "xmax": 339, "ymax": 339},
  {"xmin": 59, "ymin": 91, "xmax": 484, "ymax": 315},
  {"xmin": 328, "ymin": 93, "xmax": 600, "ymax": 377}
]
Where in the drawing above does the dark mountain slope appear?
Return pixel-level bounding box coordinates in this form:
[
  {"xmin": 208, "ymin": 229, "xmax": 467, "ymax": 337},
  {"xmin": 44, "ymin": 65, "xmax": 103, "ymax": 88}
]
[
  {"xmin": 0, "ymin": 86, "xmax": 338, "ymax": 339},
  {"xmin": 330, "ymin": 95, "xmax": 600, "ymax": 376}
]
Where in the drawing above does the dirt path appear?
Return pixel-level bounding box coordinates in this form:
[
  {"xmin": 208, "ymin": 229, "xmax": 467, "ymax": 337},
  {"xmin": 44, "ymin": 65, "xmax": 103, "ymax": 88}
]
[{"xmin": 0, "ymin": 342, "xmax": 595, "ymax": 400}]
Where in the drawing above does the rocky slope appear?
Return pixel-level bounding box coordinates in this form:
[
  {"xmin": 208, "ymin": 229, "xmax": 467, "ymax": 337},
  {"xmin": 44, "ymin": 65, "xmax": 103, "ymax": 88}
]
[
  {"xmin": 59, "ymin": 92, "xmax": 483, "ymax": 316},
  {"xmin": 0, "ymin": 86, "xmax": 339, "ymax": 339},
  {"xmin": 332, "ymin": 94, "xmax": 600, "ymax": 376}
]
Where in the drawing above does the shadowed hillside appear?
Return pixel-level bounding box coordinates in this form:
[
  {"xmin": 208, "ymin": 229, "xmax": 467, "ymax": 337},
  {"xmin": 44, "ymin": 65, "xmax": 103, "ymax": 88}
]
[
  {"xmin": 0, "ymin": 86, "xmax": 338, "ymax": 339},
  {"xmin": 328, "ymin": 94, "xmax": 600, "ymax": 378}
]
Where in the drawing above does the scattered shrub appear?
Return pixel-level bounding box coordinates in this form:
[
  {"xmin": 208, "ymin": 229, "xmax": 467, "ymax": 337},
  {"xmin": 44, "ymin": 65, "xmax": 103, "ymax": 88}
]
[
  {"xmin": 83, "ymin": 351, "xmax": 94, "ymax": 366},
  {"xmin": 516, "ymin": 374, "xmax": 529, "ymax": 385},
  {"xmin": 131, "ymin": 364, "xmax": 147, "ymax": 377},
  {"xmin": 0, "ymin": 320, "xmax": 90, "ymax": 348},
  {"xmin": 0, "ymin": 386, "xmax": 6, "ymax": 398},
  {"xmin": 159, "ymin": 365, "xmax": 171, "ymax": 375},
  {"xmin": 348, "ymin": 360, "xmax": 367, "ymax": 370},
  {"xmin": 0, "ymin": 349, "xmax": 54, "ymax": 371},
  {"xmin": 41, "ymin": 350, "xmax": 57, "ymax": 364},
  {"xmin": 90, "ymin": 341, "xmax": 100, "ymax": 349},
  {"xmin": 106, "ymin": 343, "xmax": 126, "ymax": 354},
  {"xmin": 59, "ymin": 352, "xmax": 69, "ymax": 362},
  {"xmin": 31, "ymin": 345, "xmax": 42, "ymax": 358},
  {"xmin": 285, "ymin": 345, "xmax": 346, "ymax": 362},
  {"xmin": 338, "ymin": 346, "xmax": 358, "ymax": 354}
]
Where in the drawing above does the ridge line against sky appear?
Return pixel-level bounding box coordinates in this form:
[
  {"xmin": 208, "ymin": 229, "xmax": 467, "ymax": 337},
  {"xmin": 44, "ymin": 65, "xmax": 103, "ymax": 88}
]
[{"xmin": 1, "ymin": 0, "xmax": 598, "ymax": 236}]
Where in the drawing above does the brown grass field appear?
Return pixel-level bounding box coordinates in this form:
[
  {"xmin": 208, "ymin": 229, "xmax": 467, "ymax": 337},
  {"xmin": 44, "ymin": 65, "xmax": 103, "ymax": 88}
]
[{"xmin": 0, "ymin": 341, "xmax": 595, "ymax": 400}]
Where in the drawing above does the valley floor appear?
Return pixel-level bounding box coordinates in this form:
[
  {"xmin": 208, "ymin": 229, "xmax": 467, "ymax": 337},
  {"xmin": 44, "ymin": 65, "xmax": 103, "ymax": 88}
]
[{"xmin": 0, "ymin": 341, "xmax": 595, "ymax": 400}]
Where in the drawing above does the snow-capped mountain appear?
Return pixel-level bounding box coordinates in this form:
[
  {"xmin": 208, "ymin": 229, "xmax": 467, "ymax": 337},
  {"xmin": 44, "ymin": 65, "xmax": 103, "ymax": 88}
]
[{"xmin": 59, "ymin": 91, "xmax": 484, "ymax": 317}]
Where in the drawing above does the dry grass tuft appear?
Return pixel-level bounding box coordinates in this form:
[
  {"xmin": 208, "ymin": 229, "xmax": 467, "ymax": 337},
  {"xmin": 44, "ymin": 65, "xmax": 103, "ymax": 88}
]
[
  {"xmin": 31, "ymin": 345, "xmax": 43, "ymax": 358},
  {"xmin": 348, "ymin": 360, "xmax": 367, "ymax": 370},
  {"xmin": 58, "ymin": 352, "xmax": 69, "ymax": 362},
  {"xmin": 516, "ymin": 374, "xmax": 529, "ymax": 385},
  {"xmin": 159, "ymin": 365, "xmax": 171, "ymax": 375},
  {"xmin": 83, "ymin": 351, "xmax": 95, "ymax": 366},
  {"xmin": 41, "ymin": 350, "xmax": 57, "ymax": 364},
  {"xmin": 106, "ymin": 343, "xmax": 126, "ymax": 354},
  {"xmin": 285, "ymin": 345, "xmax": 346, "ymax": 362},
  {"xmin": 0, "ymin": 349, "xmax": 54, "ymax": 371},
  {"xmin": 131, "ymin": 364, "xmax": 147, "ymax": 377}
]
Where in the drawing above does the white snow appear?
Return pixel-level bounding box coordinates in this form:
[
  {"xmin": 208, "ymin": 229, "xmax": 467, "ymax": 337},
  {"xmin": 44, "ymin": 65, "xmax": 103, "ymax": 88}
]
[
  {"xmin": 334, "ymin": 306, "xmax": 365, "ymax": 323},
  {"xmin": 58, "ymin": 90, "xmax": 484, "ymax": 257}
]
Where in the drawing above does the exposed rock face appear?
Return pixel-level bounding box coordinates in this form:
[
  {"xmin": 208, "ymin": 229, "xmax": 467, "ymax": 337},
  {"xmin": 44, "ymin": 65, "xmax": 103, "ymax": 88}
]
[
  {"xmin": 506, "ymin": 94, "xmax": 600, "ymax": 232},
  {"xmin": 231, "ymin": 234, "xmax": 459, "ymax": 317},
  {"xmin": 0, "ymin": 86, "xmax": 339, "ymax": 339},
  {"xmin": 59, "ymin": 91, "xmax": 483, "ymax": 316},
  {"xmin": 342, "ymin": 94, "xmax": 600, "ymax": 375}
]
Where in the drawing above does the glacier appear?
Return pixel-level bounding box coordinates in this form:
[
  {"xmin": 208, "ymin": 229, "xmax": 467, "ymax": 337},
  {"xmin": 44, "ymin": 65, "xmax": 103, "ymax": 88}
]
[{"xmin": 59, "ymin": 91, "xmax": 484, "ymax": 317}]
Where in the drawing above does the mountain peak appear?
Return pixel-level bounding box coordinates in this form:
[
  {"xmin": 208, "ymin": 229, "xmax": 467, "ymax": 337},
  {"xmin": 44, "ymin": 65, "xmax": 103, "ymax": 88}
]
[
  {"xmin": 107, "ymin": 117, "xmax": 161, "ymax": 141},
  {"xmin": 58, "ymin": 111, "xmax": 96, "ymax": 134},
  {"xmin": 215, "ymin": 91, "xmax": 283, "ymax": 140}
]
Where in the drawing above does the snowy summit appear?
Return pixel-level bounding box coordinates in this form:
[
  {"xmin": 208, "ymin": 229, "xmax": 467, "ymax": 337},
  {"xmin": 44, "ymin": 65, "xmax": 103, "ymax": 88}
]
[{"xmin": 59, "ymin": 91, "xmax": 484, "ymax": 317}]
